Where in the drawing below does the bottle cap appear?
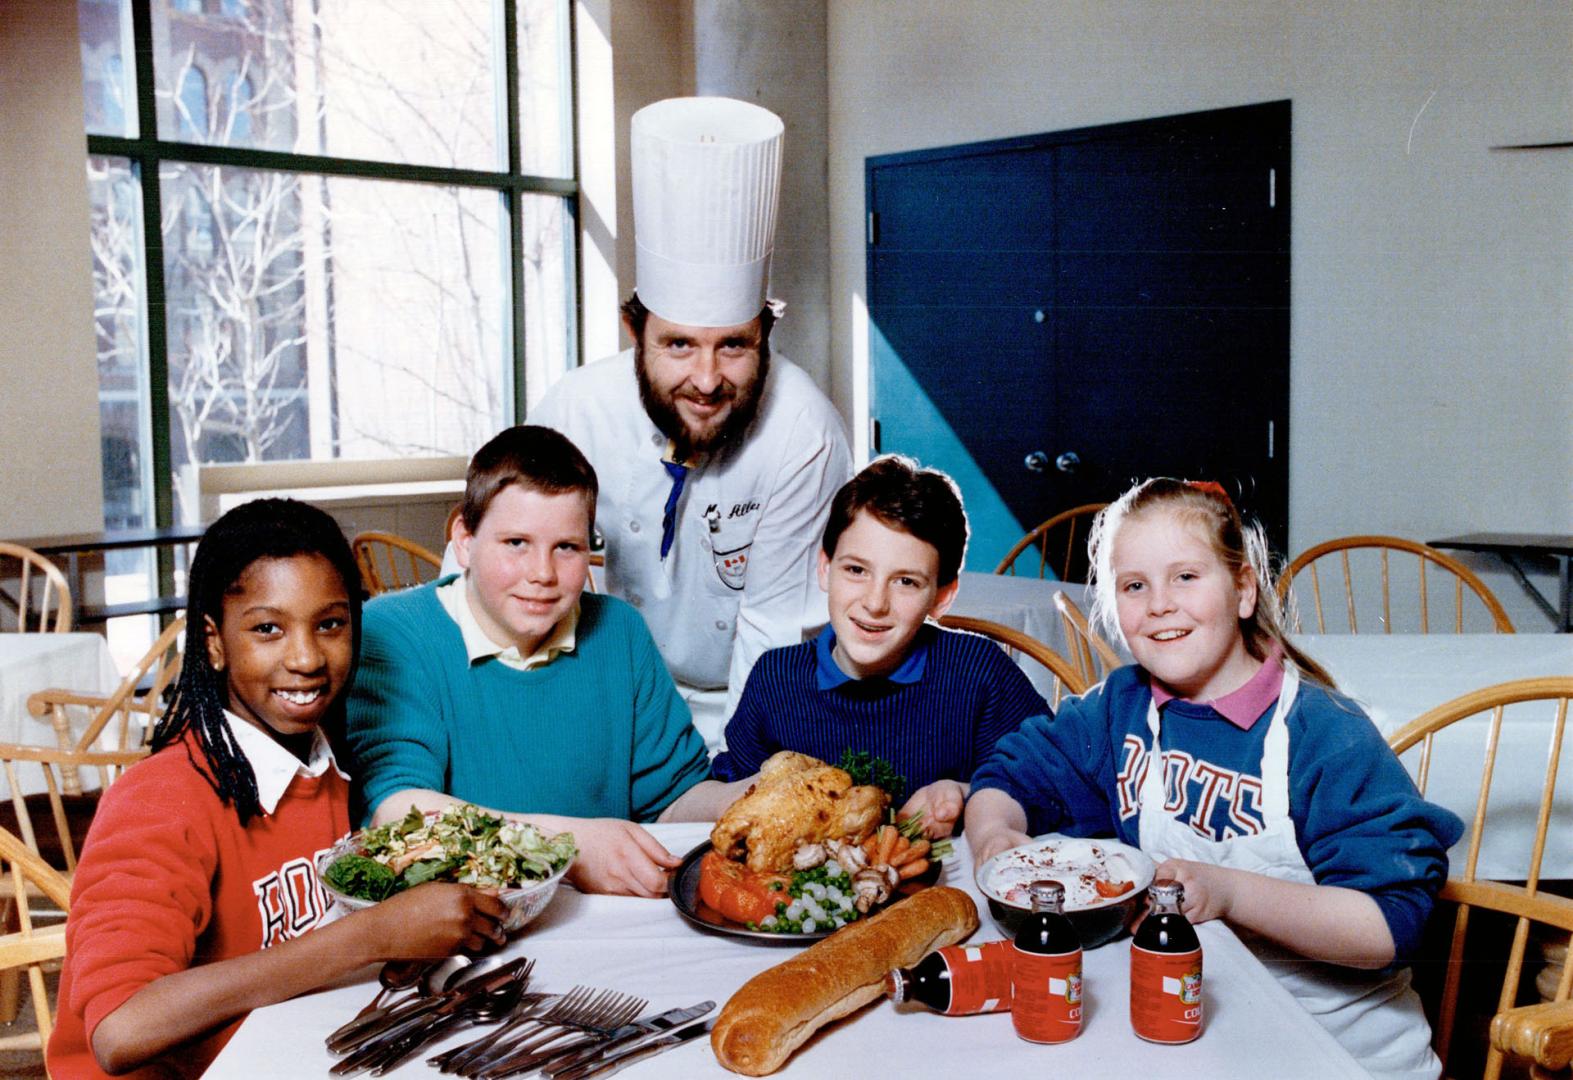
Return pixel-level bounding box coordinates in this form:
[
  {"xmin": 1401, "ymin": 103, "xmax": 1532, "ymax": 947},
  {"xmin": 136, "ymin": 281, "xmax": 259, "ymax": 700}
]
[
  {"xmin": 1027, "ymin": 880, "xmax": 1066, "ymax": 911},
  {"xmin": 1149, "ymin": 878, "xmax": 1185, "ymax": 905}
]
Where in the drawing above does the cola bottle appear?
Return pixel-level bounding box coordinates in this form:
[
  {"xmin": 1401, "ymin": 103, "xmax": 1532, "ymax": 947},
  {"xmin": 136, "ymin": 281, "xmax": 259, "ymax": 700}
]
[
  {"xmin": 1129, "ymin": 878, "xmax": 1203, "ymax": 1043},
  {"xmin": 1010, "ymin": 880, "xmax": 1082, "ymax": 1043},
  {"xmin": 885, "ymin": 940, "xmax": 1013, "ymax": 1015}
]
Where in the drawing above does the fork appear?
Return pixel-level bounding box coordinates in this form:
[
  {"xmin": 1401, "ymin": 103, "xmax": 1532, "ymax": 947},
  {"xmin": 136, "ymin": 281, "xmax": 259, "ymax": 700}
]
[
  {"xmin": 444, "ymin": 987, "xmax": 598, "ymax": 1077},
  {"xmin": 476, "ymin": 990, "xmax": 649, "ymax": 1079},
  {"xmin": 429, "ymin": 991, "xmax": 573, "ymax": 1073}
]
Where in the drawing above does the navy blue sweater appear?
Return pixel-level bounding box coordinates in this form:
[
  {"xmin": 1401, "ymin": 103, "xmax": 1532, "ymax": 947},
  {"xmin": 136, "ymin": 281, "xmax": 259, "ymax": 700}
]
[
  {"xmin": 972, "ymin": 664, "xmax": 1464, "ymax": 964},
  {"xmin": 710, "ymin": 623, "xmax": 1048, "ymax": 800}
]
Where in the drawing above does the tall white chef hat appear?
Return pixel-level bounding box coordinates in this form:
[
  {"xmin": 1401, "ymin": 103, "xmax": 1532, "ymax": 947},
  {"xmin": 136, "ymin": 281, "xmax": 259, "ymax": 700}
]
[{"xmin": 631, "ymin": 96, "xmax": 784, "ymax": 328}]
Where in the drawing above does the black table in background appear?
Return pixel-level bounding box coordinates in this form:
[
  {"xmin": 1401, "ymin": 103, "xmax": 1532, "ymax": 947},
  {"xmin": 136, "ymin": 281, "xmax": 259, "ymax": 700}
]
[
  {"xmin": 1429, "ymin": 532, "xmax": 1573, "ymax": 633},
  {"xmin": 14, "ymin": 523, "xmax": 208, "ymax": 624}
]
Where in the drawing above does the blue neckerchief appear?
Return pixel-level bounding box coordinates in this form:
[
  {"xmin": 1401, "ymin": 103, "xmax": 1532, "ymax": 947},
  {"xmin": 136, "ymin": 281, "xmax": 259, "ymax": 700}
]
[
  {"xmin": 813, "ymin": 623, "xmax": 934, "ymax": 691},
  {"xmin": 660, "ymin": 460, "xmax": 688, "ymax": 560}
]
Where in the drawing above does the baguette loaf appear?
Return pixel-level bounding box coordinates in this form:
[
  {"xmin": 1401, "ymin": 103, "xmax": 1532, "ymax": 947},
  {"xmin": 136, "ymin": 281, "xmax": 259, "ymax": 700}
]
[{"xmin": 711, "ymin": 886, "xmax": 980, "ymax": 1075}]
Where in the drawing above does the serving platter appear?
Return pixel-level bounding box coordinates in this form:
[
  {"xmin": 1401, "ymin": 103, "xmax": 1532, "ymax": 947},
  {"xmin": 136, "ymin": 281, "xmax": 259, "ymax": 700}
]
[{"xmin": 670, "ymin": 840, "xmax": 939, "ymax": 946}]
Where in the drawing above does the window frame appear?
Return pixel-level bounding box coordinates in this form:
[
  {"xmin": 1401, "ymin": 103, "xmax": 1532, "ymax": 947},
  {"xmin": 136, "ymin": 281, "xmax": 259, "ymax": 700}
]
[{"xmin": 85, "ymin": 0, "xmax": 580, "ymax": 549}]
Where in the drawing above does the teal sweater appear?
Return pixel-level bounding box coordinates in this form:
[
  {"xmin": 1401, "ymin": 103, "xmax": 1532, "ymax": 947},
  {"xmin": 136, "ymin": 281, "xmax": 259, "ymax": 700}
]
[{"xmin": 346, "ymin": 582, "xmax": 709, "ymax": 825}]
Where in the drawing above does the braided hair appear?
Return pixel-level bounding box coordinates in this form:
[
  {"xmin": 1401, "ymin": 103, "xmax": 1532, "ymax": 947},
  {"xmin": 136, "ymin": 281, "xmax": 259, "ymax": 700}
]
[{"xmin": 153, "ymin": 498, "xmax": 362, "ymax": 825}]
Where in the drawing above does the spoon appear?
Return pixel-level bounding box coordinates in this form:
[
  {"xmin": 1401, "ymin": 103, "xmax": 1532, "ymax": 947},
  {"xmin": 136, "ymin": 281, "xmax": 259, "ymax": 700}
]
[{"xmin": 326, "ymin": 960, "xmax": 437, "ymax": 1048}]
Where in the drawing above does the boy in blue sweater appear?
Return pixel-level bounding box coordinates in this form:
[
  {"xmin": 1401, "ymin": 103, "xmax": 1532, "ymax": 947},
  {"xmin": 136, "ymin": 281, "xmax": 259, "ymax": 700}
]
[
  {"xmin": 346, "ymin": 426, "xmax": 709, "ymax": 897},
  {"xmin": 662, "ymin": 456, "xmax": 1047, "ymax": 836}
]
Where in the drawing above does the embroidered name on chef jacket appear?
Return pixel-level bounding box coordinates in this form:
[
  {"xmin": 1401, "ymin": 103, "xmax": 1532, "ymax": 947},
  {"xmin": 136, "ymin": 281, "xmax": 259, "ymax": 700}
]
[
  {"xmin": 1114, "ymin": 737, "xmax": 1266, "ymax": 841},
  {"xmin": 707, "ymin": 501, "xmax": 762, "ymax": 591},
  {"xmin": 254, "ymin": 851, "xmax": 335, "ymax": 947}
]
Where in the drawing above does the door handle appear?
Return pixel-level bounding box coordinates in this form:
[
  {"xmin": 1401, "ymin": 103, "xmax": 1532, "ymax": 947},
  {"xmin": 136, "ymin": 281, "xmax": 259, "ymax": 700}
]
[
  {"xmin": 1024, "ymin": 451, "xmax": 1049, "ymax": 473},
  {"xmin": 1055, "ymin": 451, "xmax": 1081, "ymax": 474}
]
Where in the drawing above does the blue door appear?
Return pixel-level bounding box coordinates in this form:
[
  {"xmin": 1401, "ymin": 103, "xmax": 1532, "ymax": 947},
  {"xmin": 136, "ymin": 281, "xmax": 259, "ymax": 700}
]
[{"xmin": 868, "ymin": 101, "xmax": 1291, "ymax": 575}]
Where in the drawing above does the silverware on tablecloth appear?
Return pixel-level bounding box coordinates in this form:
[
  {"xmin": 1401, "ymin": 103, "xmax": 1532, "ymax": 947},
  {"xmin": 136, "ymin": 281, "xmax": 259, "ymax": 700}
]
[
  {"xmin": 329, "ymin": 958, "xmax": 534, "ymax": 1075},
  {"xmin": 326, "ymin": 959, "xmax": 442, "ymax": 1050},
  {"xmin": 468, "ymin": 989, "xmax": 647, "ymax": 1079},
  {"xmin": 327, "ymin": 955, "xmax": 486, "ymax": 1054},
  {"xmin": 429, "ymin": 992, "xmax": 566, "ymax": 1072},
  {"xmin": 538, "ymin": 1001, "xmax": 716, "ymax": 1078},
  {"xmin": 552, "ymin": 1019, "xmax": 715, "ymax": 1080}
]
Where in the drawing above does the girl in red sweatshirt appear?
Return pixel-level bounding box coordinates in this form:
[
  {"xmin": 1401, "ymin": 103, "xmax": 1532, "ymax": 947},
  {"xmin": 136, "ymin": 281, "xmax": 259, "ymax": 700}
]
[{"xmin": 49, "ymin": 499, "xmax": 507, "ymax": 1079}]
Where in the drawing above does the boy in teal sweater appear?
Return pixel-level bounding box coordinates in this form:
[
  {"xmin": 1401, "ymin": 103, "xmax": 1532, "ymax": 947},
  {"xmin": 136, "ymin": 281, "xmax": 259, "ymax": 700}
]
[{"xmin": 346, "ymin": 426, "xmax": 709, "ymax": 897}]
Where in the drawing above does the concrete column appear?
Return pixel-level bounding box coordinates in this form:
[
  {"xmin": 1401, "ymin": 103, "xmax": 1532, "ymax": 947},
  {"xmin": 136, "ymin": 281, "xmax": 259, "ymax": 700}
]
[{"xmin": 690, "ymin": 0, "xmax": 831, "ymax": 388}]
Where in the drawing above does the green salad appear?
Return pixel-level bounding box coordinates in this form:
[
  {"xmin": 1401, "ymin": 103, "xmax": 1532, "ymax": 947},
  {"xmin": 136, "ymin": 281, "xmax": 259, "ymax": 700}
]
[{"xmin": 323, "ymin": 804, "xmax": 577, "ymax": 902}]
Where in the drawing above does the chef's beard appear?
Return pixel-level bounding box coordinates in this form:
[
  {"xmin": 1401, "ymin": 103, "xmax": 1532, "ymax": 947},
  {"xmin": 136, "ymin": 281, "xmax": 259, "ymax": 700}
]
[{"xmin": 635, "ymin": 344, "xmax": 770, "ymax": 462}]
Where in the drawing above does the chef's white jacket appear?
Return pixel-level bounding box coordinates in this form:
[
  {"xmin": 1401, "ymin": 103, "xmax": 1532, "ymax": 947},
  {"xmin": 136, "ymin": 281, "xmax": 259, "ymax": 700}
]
[{"xmin": 529, "ymin": 349, "xmax": 853, "ymax": 747}]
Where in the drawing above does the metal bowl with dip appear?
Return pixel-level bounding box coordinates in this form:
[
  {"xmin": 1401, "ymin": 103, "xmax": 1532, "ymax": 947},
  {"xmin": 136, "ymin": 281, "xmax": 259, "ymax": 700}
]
[{"xmin": 975, "ymin": 835, "xmax": 1155, "ymax": 947}]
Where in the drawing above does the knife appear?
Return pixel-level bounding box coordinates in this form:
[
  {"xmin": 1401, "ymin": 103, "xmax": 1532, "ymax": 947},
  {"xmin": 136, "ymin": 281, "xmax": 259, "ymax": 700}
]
[
  {"xmin": 551, "ymin": 1019, "xmax": 714, "ymax": 1080},
  {"xmin": 538, "ymin": 1001, "xmax": 716, "ymax": 1076}
]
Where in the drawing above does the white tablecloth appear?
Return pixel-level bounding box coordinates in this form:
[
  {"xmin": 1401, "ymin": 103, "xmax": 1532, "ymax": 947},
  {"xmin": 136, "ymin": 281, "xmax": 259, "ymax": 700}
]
[
  {"xmin": 1299, "ymin": 634, "xmax": 1573, "ymax": 879},
  {"xmin": 209, "ymin": 823, "xmax": 1363, "ymax": 1078},
  {"xmin": 947, "ymin": 573, "xmax": 1120, "ymax": 699},
  {"xmin": 0, "ymin": 632, "xmax": 119, "ymax": 746}
]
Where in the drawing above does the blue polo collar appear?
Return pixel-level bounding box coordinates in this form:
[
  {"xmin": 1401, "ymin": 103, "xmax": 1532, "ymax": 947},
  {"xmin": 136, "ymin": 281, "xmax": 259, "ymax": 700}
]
[{"xmin": 813, "ymin": 622, "xmax": 934, "ymax": 691}]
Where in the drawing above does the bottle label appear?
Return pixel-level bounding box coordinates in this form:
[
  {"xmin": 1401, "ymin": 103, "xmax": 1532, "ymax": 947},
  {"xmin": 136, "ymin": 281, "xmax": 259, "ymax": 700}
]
[
  {"xmin": 1010, "ymin": 944, "xmax": 1082, "ymax": 1043},
  {"xmin": 939, "ymin": 941, "xmax": 1013, "ymax": 1015},
  {"xmin": 1130, "ymin": 944, "xmax": 1203, "ymax": 1044}
]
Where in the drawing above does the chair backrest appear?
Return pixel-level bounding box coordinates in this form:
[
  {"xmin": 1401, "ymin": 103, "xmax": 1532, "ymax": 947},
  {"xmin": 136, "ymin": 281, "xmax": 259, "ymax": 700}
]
[
  {"xmin": 1278, "ymin": 535, "xmax": 1514, "ymax": 634},
  {"xmin": 25, "ymin": 615, "xmax": 181, "ymax": 800},
  {"xmin": 0, "ymin": 743, "xmax": 149, "ymax": 876},
  {"xmin": 1052, "ymin": 590, "xmax": 1122, "ymax": 687},
  {"xmin": 1386, "ymin": 678, "xmax": 1573, "ymax": 1079},
  {"xmin": 995, "ymin": 503, "xmax": 1108, "ymax": 582},
  {"xmin": 0, "ymin": 825, "xmax": 69, "ymax": 1054},
  {"xmin": 0, "ymin": 543, "xmax": 72, "ymax": 633},
  {"xmin": 352, "ymin": 532, "xmax": 442, "ymax": 597},
  {"xmin": 937, "ymin": 615, "xmax": 1086, "ymax": 707}
]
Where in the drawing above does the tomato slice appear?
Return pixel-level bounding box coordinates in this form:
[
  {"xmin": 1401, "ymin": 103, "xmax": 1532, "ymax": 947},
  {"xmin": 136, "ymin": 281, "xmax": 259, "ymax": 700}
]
[
  {"xmin": 1095, "ymin": 877, "xmax": 1135, "ymax": 898},
  {"xmin": 698, "ymin": 851, "xmax": 788, "ymax": 925}
]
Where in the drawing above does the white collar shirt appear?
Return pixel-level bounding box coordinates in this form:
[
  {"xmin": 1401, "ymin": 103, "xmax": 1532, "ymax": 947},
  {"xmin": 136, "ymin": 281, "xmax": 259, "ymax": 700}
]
[
  {"xmin": 222, "ymin": 710, "xmax": 348, "ymax": 817},
  {"xmin": 435, "ymin": 573, "xmax": 578, "ymax": 671}
]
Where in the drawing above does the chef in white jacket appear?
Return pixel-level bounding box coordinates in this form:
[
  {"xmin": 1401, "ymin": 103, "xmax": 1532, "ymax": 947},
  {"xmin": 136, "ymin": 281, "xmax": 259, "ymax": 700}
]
[{"xmin": 530, "ymin": 97, "xmax": 853, "ymax": 751}]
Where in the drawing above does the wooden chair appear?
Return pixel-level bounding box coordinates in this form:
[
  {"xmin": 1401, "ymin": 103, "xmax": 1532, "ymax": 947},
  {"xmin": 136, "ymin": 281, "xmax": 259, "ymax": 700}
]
[
  {"xmin": 995, "ymin": 503, "xmax": 1108, "ymax": 582},
  {"xmin": 0, "ymin": 826, "xmax": 71, "ymax": 1054},
  {"xmin": 1278, "ymin": 535, "xmax": 1514, "ymax": 634},
  {"xmin": 352, "ymin": 532, "xmax": 442, "ymax": 596},
  {"xmin": 27, "ymin": 615, "xmax": 184, "ymax": 794},
  {"xmin": 1386, "ymin": 678, "xmax": 1573, "ymax": 1079},
  {"xmin": 0, "ymin": 542, "xmax": 72, "ymax": 633},
  {"xmin": 937, "ymin": 615, "xmax": 1086, "ymax": 707},
  {"xmin": 1052, "ymin": 590, "xmax": 1123, "ymax": 687}
]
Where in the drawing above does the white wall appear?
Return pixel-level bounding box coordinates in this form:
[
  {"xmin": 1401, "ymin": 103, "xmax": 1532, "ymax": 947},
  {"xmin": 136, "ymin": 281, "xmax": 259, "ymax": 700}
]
[
  {"xmin": 0, "ymin": 0, "xmax": 104, "ymax": 540},
  {"xmin": 827, "ymin": 1, "xmax": 1573, "ymax": 630}
]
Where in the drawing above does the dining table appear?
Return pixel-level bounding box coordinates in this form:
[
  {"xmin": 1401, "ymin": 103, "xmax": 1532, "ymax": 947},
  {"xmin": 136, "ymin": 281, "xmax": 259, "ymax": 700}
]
[
  {"xmin": 0, "ymin": 632, "xmax": 119, "ymax": 748},
  {"xmin": 207, "ymin": 822, "xmax": 1365, "ymax": 1078},
  {"xmin": 947, "ymin": 572, "xmax": 1105, "ymax": 697},
  {"xmin": 1298, "ymin": 633, "xmax": 1573, "ymax": 880}
]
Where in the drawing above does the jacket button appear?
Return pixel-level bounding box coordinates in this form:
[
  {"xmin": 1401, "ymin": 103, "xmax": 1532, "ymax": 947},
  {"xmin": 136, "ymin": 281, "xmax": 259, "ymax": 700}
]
[
  {"xmin": 714, "ymin": 620, "xmax": 727, "ymax": 631},
  {"xmin": 628, "ymin": 521, "xmax": 640, "ymax": 533}
]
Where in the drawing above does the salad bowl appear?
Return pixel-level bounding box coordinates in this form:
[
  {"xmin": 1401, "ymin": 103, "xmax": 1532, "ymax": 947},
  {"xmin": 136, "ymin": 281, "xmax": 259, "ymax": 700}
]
[{"xmin": 316, "ymin": 805, "xmax": 576, "ymax": 933}]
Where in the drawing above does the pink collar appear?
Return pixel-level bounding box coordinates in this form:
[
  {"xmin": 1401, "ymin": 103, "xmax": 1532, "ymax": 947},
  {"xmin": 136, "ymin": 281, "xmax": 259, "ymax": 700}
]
[{"xmin": 1150, "ymin": 644, "xmax": 1286, "ymax": 731}]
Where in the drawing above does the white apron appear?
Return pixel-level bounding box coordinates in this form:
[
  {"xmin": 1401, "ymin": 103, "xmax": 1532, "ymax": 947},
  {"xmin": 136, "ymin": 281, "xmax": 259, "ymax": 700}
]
[{"xmin": 1136, "ymin": 666, "xmax": 1440, "ymax": 1080}]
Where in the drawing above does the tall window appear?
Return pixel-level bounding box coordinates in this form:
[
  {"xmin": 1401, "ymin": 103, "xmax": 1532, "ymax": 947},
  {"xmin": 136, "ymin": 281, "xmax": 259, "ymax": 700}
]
[{"xmin": 79, "ymin": 0, "xmax": 576, "ymax": 533}]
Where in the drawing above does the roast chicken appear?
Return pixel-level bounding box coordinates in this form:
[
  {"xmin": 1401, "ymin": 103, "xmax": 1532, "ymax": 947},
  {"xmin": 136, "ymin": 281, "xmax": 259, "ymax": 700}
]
[{"xmin": 711, "ymin": 751, "xmax": 890, "ymax": 874}]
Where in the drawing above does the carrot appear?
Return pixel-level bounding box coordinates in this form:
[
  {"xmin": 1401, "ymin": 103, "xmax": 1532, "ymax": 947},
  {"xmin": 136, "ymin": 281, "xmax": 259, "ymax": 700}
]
[
  {"xmin": 890, "ymin": 835, "xmax": 911, "ymax": 862},
  {"xmin": 862, "ymin": 835, "xmax": 878, "ymax": 859},
  {"xmin": 891, "ymin": 838, "xmax": 930, "ymax": 867},
  {"xmin": 875, "ymin": 824, "xmax": 900, "ymax": 867},
  {"xmin": 896, "ymin": 858, "xmax": 930, "ymax": 880}
]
